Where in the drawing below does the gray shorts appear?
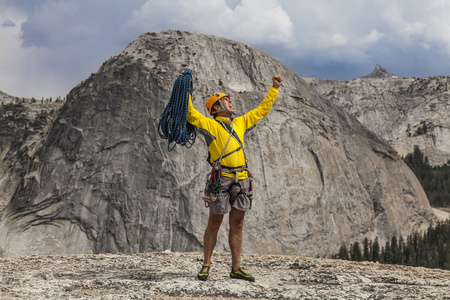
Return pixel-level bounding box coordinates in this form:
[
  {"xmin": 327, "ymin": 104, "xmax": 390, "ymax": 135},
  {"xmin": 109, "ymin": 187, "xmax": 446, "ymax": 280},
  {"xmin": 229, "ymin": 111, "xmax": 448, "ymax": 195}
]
[{"xmin": 209, "ymin": 176, "xmax": 251, "ymax": 215}]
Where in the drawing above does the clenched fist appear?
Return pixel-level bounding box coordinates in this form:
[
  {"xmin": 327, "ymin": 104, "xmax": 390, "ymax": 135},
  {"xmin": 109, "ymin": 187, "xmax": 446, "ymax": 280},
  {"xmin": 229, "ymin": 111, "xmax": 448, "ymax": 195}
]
[{"xmin": 272, "ymin": 74, "xmax": 283, "ymax": 89}]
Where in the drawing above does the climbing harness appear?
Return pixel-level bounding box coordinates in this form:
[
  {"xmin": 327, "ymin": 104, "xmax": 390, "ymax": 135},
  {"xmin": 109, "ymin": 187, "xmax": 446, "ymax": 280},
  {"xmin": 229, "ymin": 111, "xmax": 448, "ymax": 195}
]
[
  {"xmin": 158, "ymin": 69, "xmax": 196, "ymax": 151},
  {"xmin": 222, "ymin": 166, "xmax": 254, "ymax": 209},
  {"xmin": 202, "ymin": 122, "xmax": 254, "ymax": 208}
]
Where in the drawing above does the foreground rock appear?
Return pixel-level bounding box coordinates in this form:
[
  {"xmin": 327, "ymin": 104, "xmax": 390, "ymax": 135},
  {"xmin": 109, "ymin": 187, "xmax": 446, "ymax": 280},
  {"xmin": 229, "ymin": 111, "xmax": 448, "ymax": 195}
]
[
  {"xmin": 0, "ymin": 31, "xmax": 437, "ymax": 258},
  {"xmin": 1, "ymin": 252, "xmax": 449, "ymax": 299}
]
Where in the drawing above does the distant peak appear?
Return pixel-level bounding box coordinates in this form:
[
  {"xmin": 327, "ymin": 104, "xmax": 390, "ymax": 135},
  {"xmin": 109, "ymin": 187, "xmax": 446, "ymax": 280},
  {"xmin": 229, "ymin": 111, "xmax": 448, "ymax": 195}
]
[{"xmin": 361, "ymin": 65, "xmax": 401, "ymax": 79}]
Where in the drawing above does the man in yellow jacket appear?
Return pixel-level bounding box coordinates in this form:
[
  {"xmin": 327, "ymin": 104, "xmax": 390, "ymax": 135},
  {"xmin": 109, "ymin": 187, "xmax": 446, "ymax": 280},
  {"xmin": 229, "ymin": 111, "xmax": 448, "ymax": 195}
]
[{"xmin": 188, "ymin": 74, "xmax": 283, "ymax": 282}]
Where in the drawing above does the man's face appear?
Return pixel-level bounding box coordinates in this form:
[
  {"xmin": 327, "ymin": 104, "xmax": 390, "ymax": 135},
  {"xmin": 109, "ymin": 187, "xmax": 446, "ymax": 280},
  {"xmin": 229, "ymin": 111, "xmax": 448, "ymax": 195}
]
[{"xmin": 220, "ymin": 96, "xmax": 235, "ymax": 115}]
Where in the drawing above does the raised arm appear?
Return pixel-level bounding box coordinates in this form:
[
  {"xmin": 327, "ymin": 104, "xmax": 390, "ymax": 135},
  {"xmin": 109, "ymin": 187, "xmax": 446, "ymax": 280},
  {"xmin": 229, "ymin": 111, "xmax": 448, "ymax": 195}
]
[
  {"xmin": 272, "ymin": 73, "xmax": 283, "ymax": 89},
  {"xmin": 237, "ymin": 74, "xmax": 283, "ymax": 129}
]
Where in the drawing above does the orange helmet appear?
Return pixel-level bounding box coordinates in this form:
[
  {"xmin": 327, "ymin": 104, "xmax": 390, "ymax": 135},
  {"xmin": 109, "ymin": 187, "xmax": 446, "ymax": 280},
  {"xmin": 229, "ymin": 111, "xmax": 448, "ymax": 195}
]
[{"xmin": 205, "ymin": 92, "xmax": 229, "ymax": 116}]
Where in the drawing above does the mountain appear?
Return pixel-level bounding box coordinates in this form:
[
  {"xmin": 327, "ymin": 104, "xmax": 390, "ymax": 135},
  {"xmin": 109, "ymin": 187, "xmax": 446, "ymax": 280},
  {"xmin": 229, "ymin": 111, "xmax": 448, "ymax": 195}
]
[
  {"xmin": 306, "ymin": 67, "xmax": 450, "ymax": 166},
  {"xmin": 0, "ymin": 31, "xmax": 436, "ymax": 258},
  {"xmin": 0, "ymin": 90, "xmax": 17, "ymax": 104}
]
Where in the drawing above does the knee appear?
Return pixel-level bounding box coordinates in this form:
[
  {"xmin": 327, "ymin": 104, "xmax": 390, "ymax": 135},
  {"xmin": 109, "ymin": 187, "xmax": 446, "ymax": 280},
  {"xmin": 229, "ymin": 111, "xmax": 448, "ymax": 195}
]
[
  {"xmin": 230, "ymin": 217, "xmax": 244, "ymax": 231},
  {"xmin": 208, "ymin": 221, "xmax": 222, "ymax": 232},
  {"xmin": 207, "ymin": 216, "xmax": 223, "ymax": 232}
]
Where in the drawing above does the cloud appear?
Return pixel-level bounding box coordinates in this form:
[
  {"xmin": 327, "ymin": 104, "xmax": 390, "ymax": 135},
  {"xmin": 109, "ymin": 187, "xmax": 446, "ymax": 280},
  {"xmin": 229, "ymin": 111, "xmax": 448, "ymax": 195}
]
[
  {"xmin": 380, "ymin": 1, "xmax": 450, "ymax": 55},
  {"xmin": 274, "ymin": 1, "xmax": 387, "ymax": 66},
  {"xmin": 2, "ymin": 0, "xmax": 450, "ymax": 98},
  {"xmin": 2, "ymin": 19, "xmax": 15, "ymax": 27},
  {"xmin": 124, "ymin": 0, "xmax": 295, "ymax": 47},
  {"xmin": 20, "ymin": 1, "xmax": 80, "ymax": 47},
  {"xmin": 381, "ymin": 3, "xmax": 427, "ymax": 48},
  {"xmin": 0, "ymin": 7, "xmax": 41, "ymax": 97},
  {"xmin": 0, "ymin": 0, "xmax": 145, "ymax": 98},
  {"xmin": 421, "ymin": 2, "xmax": 450, "ymax": 55},
  {"xmin": 272, "ymin": 0, "xmax": 450, "ymax": 78}
]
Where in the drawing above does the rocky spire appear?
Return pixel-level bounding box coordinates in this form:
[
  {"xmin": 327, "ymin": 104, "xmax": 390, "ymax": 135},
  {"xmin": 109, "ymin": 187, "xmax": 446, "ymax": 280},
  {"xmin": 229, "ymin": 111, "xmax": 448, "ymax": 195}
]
[{"xmin": 361, "ymin": 64, "xmax": 401, "ymax": 78}]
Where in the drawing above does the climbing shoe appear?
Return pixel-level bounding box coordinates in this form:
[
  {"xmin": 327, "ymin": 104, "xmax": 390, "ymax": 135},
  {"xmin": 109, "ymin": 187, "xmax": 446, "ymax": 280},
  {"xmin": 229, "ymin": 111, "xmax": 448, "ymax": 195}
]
[
  {"xmin": 197, "ymin": 264, "xmax": 210, "ymax": 281},
  {"xmin": 230, "ymin": 267, "xmax": 255, "ymax": 282}
]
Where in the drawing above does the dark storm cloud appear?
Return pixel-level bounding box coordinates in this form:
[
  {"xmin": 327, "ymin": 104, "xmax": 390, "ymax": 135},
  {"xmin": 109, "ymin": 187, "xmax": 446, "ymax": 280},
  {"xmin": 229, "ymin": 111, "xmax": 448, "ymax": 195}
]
[
  {"xmin": 1, "ymin": 0, "xmax": 450, "ymax": 98},
  {"xmin": 2, "ymin": 20, "xmax": 16, "ymax": 27}
]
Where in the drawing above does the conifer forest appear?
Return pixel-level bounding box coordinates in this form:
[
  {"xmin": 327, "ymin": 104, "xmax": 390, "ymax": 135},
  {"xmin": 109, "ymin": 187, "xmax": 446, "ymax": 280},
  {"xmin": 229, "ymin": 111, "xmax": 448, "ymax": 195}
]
[
  {"xmin": 335, "ymin": 146, "xmax": 450, "ymax": 270},
  {"xmin": 403, "ymin": 146, "xmax": 450, "ymax": 207}
]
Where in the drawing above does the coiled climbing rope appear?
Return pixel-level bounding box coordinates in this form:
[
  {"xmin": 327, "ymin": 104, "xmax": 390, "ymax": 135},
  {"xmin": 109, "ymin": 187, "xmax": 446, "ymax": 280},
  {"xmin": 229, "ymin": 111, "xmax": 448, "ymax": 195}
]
[{"xmin": 158, "ymin": 69, "xmax": 196, "ymax": 151}]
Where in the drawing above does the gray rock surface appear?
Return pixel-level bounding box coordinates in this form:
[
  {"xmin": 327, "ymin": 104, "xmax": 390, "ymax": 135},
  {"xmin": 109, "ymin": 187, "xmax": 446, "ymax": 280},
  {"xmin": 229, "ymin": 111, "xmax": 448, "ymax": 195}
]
[
  {"xmin": 306, "ymin": 70, "xmax": 450, "ymax": 166},
  {"xmin": 0, "ymin": 31, "xmax": 437, "ymax": 258},
  {"xmin": 1, "ymin": 252, "xmax": 450, "ymax": 299},
  {"xmin": 0, "ymin": 102, "xmax": 63, "ymax": 222},
  {"xmin": 0, "ymin": 90, "xmax": 16, "ymax": 104}
]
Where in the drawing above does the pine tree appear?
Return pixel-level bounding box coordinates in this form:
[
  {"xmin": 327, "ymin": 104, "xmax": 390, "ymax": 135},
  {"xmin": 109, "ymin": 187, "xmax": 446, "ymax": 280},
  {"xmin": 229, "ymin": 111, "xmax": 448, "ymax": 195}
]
[
  {"xmin": 363, "ymin": 237, "xmax": 370, "ymax": 261},
  {"xmin": 351, "ymin": 242, "xmax": 362, "ymax": 262},
  {"xmin": 372, "ymin": 237, "xmax": 380, "ymax": 262},
  {"xmin": 391, "ymin": 236, "xmax": 400, "ymax": 264},
  {"xmin": 338, "ymin": 244, "xmax": 349, "ymax": 260},
  {"xmin": 399, "ymin": 236, "xmax": 406, "ymax": 265},
  {"xmin": 384, "ymin": 240, "xmax": 393, "ymax": 264}
]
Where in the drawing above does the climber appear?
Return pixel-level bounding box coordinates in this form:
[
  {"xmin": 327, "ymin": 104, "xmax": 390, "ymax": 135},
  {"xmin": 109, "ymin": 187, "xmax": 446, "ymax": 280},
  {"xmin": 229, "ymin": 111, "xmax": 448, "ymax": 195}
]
[{"xmin": 184, "ymin": 71, "xmax": 283, "ymax": 282}]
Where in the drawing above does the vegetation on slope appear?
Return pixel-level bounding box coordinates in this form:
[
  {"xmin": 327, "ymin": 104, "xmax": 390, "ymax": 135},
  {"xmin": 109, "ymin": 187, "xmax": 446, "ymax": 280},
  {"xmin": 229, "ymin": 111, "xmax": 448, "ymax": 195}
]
[
  {"xmin": 403, "ymin": 145, "xmax": 450, "ymax": 207},
  {"xmin": 335, "ymin": 219, "xmax": 450, "ymax": 270},
  {"xmin": 335, "ymin": 146, "xmax": 450, "ymax": 270}
]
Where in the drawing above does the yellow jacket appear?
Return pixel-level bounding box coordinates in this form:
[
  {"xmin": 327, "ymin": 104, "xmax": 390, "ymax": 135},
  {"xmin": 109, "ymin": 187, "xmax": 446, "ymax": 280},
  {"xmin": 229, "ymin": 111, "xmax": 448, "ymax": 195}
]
[{"xmin": 187, "ymin": 87, "xmax": 279, "ymax": 179}]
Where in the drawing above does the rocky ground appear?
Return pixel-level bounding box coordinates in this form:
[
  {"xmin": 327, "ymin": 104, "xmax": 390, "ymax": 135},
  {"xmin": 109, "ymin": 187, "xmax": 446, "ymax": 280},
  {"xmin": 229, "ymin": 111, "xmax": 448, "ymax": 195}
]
[{"xmin": 1, "ymin": 251, "xmax": 450, "ymax": 299}]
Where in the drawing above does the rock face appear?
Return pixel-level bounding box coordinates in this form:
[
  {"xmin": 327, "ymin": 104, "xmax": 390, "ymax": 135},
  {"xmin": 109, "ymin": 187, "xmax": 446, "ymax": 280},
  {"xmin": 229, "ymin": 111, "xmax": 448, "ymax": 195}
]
[
  {"xmin": 0, "ymin": 31, "xmax": 437, "ymax": 258},
  {"xmin": 1, "ymin": 251, "xmax": 450, "ymax": 299},
  {"xmin": 0, "ymin": 102, "xmax": 63, "ymax": 221},
  {"xmin": 306, "ymin": 68, "xmax": 450, "ymax": 166}
]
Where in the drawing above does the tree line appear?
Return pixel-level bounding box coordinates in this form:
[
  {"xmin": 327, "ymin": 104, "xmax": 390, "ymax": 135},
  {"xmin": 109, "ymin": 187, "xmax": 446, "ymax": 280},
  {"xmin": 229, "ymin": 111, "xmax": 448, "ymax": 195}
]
[
  {"xmin": 334, "ymin": 145, "xmax": 450, "ymax": 270},
  {"xmin": 334, "ymin": 219, "xmax": 450, "ymax": 270},
  {"xmin": 403, "ymin": 145, "xmax": 450, "ymax": 207},
  {"xmin": 0, "ymin": 96, "xmax": 65, "ymax": 106}
]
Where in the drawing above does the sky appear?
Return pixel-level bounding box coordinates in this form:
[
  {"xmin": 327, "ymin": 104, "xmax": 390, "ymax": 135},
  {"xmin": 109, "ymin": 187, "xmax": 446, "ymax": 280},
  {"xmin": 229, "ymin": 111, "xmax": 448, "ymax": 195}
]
[{"xmin": 1, "ymin": 0, "xmax": 450, "ymax": 99}]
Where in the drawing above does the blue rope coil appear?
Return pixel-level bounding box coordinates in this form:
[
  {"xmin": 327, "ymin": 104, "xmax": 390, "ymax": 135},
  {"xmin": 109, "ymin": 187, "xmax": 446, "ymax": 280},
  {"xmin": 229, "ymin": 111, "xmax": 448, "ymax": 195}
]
[{"xmin": 158, "ymin": 69, "xmax": 196, "ymax": 151}]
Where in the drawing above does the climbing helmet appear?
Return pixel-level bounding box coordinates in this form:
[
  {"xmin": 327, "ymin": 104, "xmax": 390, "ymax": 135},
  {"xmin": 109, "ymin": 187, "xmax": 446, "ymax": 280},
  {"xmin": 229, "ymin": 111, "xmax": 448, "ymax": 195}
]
[{"xmin": 205, "ymin": 92, "xmax": 230, "ymax": 116}]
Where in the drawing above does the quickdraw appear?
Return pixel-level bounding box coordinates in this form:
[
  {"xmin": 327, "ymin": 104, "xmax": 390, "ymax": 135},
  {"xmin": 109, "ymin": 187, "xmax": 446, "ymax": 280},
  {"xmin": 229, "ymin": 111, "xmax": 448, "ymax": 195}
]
[
  {"xmin": 203, "ymin": 161, "xmax": 222, "ymax": 207},
  {"xmin": 247, "ymin": 169, "xmax": 254, "ymax": 209}
]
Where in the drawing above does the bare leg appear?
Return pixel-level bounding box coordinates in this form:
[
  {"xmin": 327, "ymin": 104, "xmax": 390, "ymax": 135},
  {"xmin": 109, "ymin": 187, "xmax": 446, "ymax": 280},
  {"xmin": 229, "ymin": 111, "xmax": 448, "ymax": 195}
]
[
  {"xmin": 204, "ymin": 212, "xmax": 224, "ymax": 266},
  {"xmin": 229, "ymin": 208, "xmax": 245, "ymax": 271}
]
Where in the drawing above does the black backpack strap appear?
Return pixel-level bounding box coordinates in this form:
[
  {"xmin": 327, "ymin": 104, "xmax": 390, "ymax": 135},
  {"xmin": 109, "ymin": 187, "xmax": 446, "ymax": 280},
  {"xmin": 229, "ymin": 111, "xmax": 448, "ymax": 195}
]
[{"xmin": 221, "ymin": 146, "xmax": 242, "ymax": 160}]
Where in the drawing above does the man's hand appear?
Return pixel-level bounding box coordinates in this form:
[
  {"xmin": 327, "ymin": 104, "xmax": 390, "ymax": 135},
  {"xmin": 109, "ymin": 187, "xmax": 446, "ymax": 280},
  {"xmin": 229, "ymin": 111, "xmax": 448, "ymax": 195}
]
[
  {"xmin": 179, "ymin": 70, "xmax": 194, "ymax": 81},
  {"xmin": 272, "ymin": 74, "xmax": 283, "ymax": 89}
]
